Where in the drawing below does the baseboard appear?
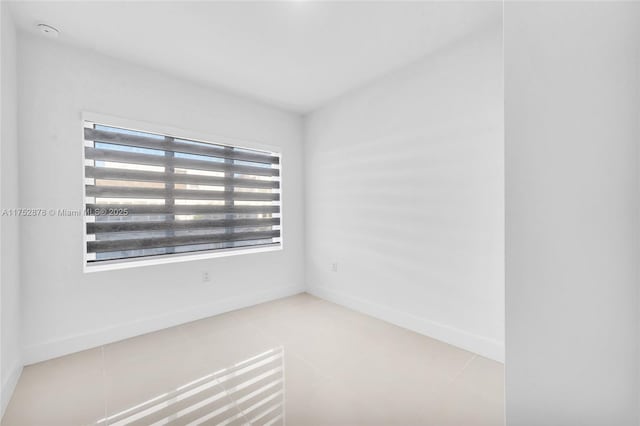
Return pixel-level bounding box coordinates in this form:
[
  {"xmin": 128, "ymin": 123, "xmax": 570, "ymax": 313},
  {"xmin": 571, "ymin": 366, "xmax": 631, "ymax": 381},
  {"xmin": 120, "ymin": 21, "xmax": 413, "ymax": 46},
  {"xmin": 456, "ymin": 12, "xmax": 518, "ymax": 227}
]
[
  {"xmin": 308, "ymin": 285, "xmax": 504, "ymax": 363},
  {"xmin": 22, "ymin": 283, "xmax": 503, "ymax": 364},
  {"xmin": 23, "ymin": 284, "xmax": 305, "ymax": 365},
  {"xmin": 1, "ymin": 360, "xmax": 23, "ymax": 419}
]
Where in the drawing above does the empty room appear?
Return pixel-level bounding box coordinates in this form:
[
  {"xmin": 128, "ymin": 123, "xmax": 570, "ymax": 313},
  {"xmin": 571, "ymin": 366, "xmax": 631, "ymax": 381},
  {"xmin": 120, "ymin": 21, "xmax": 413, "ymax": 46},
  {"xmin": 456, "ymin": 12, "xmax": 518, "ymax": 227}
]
[{"xmin": 0, "ymin": 1, "xmax": 506, "ymax": 425}]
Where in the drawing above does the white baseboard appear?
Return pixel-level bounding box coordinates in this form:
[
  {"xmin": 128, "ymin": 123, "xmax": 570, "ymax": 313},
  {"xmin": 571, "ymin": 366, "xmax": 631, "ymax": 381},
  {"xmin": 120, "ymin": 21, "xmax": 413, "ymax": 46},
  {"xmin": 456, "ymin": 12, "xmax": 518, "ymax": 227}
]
[
  {"xmin": 1, "ymin": 360, "xmax": 23, "ymax": 419},
  {"xmin": 22, "ymin": 282, "xmax": 503, "ymax": 365},
  {"xmin": 308, "ymin": 285, "xmax": 504, "ymax": 363},
  {"xmin": 23, "ymin": 284, "xmax": 305, "ymax": 365}
]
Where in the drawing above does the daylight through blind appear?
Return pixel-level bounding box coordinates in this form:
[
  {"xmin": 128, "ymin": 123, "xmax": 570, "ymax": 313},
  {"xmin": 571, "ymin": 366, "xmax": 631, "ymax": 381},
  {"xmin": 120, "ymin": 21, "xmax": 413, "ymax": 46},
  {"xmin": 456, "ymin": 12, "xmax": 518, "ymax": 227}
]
[{"xmin": 83, "ymin": 122, "xmax": 281, "ymax": 263}]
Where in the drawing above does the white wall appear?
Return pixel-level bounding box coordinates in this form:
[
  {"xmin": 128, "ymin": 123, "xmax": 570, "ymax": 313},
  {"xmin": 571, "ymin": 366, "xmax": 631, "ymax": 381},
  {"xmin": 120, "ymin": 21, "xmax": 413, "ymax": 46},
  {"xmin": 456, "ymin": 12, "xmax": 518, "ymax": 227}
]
[
  {"xmin": 304, "ymin": 23, "xmax": 504, "ymax": 361},
  {"xmin": 0, "ymin": 3, "xmax": 23, "ymax": 416},
  {"xmin": 17, "ymin": 34, "xmax": 305, "ymax": 364},
  {"xmin": 505, "ymin": 2, "xmax": 640, "ymax": 425}
]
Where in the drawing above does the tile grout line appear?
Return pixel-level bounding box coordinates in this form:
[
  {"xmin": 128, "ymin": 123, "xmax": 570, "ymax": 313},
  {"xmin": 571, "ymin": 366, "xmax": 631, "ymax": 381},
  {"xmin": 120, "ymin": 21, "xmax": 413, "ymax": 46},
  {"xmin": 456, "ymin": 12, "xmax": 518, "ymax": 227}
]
[
  {"xmin": 248, "ymin": 311, "xmax": 334, "ymax": 383},
  {"xmin": 450, "ymin": 354, "xmax": 477, "ymax": 384},
  {"xmin": 101, "ymin": 345, "xmax": 108, "ymax": 425},
  {"xmin": 176, "ymin": 323, "xmax": 249, "ymax": 424}
]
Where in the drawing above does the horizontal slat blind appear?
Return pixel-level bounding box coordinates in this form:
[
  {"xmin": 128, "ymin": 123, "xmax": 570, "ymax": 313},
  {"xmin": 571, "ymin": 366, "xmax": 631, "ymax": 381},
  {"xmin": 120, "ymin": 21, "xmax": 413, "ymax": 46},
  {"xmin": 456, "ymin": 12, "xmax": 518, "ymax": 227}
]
[{"xmin": 83, "ymin": 122, "xmax": 281, "ymax": 264}]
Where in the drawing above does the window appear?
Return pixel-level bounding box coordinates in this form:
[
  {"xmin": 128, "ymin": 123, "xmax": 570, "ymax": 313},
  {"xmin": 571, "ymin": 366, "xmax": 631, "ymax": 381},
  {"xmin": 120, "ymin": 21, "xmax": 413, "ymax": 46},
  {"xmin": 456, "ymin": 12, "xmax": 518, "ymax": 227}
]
[{"xmin": 83, "ymin": 119, "xmax": 281, "ymax": 269}]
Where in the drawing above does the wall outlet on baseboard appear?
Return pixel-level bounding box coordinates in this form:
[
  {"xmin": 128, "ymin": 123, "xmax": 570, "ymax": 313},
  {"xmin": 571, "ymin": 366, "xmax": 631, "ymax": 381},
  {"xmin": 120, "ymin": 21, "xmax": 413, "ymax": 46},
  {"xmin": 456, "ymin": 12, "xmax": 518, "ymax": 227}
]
[
  {"xmin": 202, "ymin": 271, "xmax": 210, "ymax": 283},
  {"xmin": 331, "ymin": 262, "xmax": 338, "ymax": 273}
]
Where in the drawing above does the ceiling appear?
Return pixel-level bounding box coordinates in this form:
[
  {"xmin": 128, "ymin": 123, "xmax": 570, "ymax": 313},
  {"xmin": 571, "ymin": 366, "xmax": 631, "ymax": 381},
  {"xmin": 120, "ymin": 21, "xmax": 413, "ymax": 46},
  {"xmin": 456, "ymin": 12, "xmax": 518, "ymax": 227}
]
[{"xmin": 8, "ymin": 1, "xmax": 501, "ymax": 113}]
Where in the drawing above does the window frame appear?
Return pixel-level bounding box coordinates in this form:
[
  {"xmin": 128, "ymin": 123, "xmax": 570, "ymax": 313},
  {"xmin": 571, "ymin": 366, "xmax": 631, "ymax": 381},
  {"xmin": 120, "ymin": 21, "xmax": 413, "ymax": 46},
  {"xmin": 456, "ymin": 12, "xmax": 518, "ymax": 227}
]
[{"xmin": 81, "ymin": 112, "xmax": 284, "ymax": 273}]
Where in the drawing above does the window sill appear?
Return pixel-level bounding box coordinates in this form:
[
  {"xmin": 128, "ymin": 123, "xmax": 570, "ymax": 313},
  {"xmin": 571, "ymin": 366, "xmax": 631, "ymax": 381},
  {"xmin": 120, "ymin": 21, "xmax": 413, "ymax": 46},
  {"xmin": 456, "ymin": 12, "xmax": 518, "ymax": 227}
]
[{"xmin": 83, "ymin": 244, "xmax": 282, "ymax": 273}]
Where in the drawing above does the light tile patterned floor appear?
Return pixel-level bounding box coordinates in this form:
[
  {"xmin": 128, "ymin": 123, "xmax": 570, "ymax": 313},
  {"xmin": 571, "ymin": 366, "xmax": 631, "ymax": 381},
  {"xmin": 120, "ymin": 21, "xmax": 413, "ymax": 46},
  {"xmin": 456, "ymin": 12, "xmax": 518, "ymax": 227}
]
[{"xmin": 2, "ymin": 293, "xmax": 504, "ymax": 425}]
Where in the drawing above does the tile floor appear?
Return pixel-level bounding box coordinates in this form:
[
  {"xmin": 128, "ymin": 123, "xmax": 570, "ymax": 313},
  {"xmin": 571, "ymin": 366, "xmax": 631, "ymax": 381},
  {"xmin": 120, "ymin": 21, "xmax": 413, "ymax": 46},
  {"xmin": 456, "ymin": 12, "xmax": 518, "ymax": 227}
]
[{"xmin": 2, "ymin": 293, "xmax": 504, "ymax": 426}]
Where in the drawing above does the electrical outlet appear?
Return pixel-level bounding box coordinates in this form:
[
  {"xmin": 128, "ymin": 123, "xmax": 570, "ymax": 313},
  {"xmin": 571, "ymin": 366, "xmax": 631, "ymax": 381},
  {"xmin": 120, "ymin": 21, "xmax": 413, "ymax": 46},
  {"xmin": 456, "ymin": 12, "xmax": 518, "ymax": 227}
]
[
  {"xmin": 331, "ymin": 262, "xmax": 338, "ymax": 273},
  {"xmin": 202, "ymin": 271, "xmax": 210, "ymax": 283}
]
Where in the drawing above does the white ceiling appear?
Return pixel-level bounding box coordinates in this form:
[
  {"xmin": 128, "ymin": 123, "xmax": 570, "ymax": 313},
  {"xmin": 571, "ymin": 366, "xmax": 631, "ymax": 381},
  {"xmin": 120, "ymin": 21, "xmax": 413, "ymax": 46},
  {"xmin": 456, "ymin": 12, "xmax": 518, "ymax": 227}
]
[{"xmin": 8, "ymin": 1, "xmax": 501, "ymax": 113}]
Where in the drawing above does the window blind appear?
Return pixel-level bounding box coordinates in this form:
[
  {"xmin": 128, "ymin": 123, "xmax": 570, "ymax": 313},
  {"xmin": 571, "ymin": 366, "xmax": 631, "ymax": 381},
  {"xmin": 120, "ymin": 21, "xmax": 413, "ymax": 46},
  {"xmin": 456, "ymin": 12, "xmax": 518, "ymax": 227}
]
[{"xmin": 83, "ymin": 122, "xmax": 281, "ymax": 264}]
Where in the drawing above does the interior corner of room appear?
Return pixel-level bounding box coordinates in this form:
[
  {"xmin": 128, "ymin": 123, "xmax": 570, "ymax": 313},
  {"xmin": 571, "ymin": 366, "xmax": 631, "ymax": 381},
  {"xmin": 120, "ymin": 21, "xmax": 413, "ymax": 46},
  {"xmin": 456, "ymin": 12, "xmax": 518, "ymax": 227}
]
[{"xmin": 2, "ymin": 2, "xmax": 497, "ymax": 423}]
